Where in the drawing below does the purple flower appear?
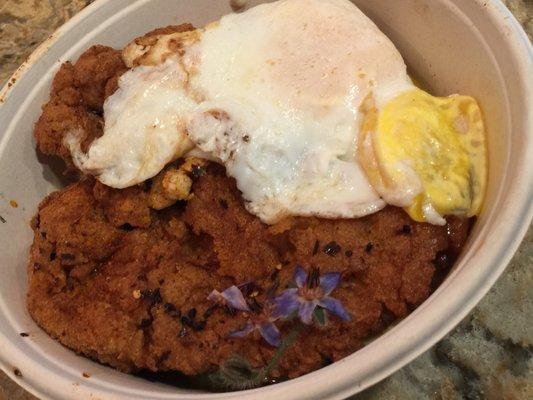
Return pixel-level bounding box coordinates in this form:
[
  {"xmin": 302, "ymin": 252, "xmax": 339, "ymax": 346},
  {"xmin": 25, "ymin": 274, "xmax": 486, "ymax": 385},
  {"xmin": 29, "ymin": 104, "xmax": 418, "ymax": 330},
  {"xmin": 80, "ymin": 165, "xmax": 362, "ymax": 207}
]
[
  {"xmin": 229, "ymin": 302, "xmax": 281, "ymax": 347},
  {"xmin": 207, "ymin": 285, "xmax": 250, "ymax": 311},
  {"xmin": 274, "ymin": 265, "xmax": 351, "ymax": 325}
]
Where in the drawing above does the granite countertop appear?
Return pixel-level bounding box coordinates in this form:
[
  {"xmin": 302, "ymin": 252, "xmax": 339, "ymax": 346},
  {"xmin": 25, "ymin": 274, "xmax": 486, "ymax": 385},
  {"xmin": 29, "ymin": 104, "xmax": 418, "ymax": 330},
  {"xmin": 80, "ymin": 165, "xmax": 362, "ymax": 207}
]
[{"xmin": 0, "ymin": 1, "xmax": 531, "ymax": 399}]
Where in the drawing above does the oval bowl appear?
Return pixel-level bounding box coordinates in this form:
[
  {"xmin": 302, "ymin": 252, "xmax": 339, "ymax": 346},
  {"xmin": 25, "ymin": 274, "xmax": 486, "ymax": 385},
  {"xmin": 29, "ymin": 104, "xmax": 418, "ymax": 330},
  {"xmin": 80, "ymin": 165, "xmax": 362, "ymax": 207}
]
[{"xmin": 0, "ymin": 0, "xmax": 531, "ymax": 399}]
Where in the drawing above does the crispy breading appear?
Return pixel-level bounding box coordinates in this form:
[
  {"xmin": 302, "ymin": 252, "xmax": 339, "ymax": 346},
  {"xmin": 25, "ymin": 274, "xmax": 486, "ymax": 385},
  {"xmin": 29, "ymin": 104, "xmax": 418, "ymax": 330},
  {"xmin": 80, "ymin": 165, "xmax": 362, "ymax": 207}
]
[
  {"xmin": 28, "ymin": 25, "xmax": 473, "ymax": 384},
  {"xmin": 122, "ymin": 24, "xmax": 196, "ymax": 68},
  {"xmin": 149, "ymin": 164, "xmax": 192, "ymax": 210},
  {"xmin": 33, "ymin": 45, "xmax": 126, "ymax": 170},
  {"xmin": 27, "ymin": 165, "xmax": 471, "ymax": 379}
]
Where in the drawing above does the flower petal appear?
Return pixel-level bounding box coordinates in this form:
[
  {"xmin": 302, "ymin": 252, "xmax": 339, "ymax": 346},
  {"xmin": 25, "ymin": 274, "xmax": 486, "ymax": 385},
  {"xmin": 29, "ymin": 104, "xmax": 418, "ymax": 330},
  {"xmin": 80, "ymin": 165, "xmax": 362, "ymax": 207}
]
[
  {"xmin": 228, "ymin": 320, "xmax": 255, "ymax": 338},
  {"xmin": 207, "ymin": 289, "xmax": 222, "ymax": 303},
  {"xmin": 319, "ymin": 272, "xmax": 342, "ymax": 295},
  {"xmin": 298, "ymin": 300, "xmax": 318, "ymax": 325},
  {"xmin": 258, "ymin": 322, "xmax": 281, "ymax": 347},
  {"xmin": 294, "ymin": 265, "xmax": 308, "ymax": 288},
  {"xmin": 273, "ymin": 288, "xmax": 299, "ymax": 318},
  {"xmin": 222, "ymin": 285, "xmax": 250, "ymax": 311},
  {"xmin": 319, "ymin": 297, "xmax": 351, "ymax": 321}
]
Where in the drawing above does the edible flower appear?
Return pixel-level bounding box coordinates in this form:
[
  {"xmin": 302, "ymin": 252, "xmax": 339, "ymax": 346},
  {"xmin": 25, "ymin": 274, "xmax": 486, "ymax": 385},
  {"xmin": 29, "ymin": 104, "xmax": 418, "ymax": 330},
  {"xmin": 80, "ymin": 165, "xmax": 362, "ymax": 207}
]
[
  {"xmin": 207, "ymin": 285, "xmax": 250, "ymax": 311},
  {"xmin": 229, "ymin": 302, "xmax": 281, "ymax": 347},
  {"xmin": 273, "ymin": 265, "xmax": 351, "ymax": 325}
]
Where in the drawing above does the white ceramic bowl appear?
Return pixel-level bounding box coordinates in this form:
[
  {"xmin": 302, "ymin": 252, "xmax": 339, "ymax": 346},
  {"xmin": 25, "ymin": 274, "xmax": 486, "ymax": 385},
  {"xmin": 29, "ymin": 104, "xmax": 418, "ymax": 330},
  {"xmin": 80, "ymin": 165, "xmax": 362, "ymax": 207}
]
[{"xmin": 0, "ymin": 1, "xmax": 531, "ymax": 399}]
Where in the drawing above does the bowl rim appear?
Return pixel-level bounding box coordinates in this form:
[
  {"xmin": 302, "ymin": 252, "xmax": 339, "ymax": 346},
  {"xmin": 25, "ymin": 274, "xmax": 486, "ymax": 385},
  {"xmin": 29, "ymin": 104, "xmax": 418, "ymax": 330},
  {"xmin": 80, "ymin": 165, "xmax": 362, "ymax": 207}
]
[{"xmin": 0, "ymin": 0, "xmax": 531, "ymax": 399}]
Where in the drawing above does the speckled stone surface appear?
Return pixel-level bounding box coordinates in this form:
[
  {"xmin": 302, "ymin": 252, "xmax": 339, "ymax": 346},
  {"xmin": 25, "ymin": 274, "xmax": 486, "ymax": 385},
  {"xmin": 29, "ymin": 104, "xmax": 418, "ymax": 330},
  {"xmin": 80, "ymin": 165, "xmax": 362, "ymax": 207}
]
[{"xmin": 0, "ymin": 1, "xmax": 531, "ymax": 399}]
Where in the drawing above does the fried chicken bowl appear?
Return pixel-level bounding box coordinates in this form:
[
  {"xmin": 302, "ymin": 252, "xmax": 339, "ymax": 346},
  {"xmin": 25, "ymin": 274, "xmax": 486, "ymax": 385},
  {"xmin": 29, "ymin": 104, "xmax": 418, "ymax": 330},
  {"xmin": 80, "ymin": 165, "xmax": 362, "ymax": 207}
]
[{"xmin": 0, "ymin": 1, "xmax": 531, "ymax": 399}]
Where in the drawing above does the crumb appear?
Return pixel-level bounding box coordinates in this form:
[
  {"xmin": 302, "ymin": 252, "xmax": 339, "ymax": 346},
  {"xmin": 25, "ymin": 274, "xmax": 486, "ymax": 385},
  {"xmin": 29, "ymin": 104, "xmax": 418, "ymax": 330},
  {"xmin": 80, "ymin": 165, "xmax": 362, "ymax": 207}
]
[{"xmin": 149, "ymin": 166, "xmax": 192, "ymax": 210}]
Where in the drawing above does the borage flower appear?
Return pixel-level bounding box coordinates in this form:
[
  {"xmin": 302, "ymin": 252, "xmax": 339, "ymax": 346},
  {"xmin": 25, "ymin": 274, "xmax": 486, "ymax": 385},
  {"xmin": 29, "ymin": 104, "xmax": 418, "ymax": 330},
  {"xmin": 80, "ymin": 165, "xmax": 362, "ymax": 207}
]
[
  {"xmin": 207, "ymin": 285, "xmax": 250, "ymax": 311},
  {"xmin": 208, "ymin": 285, "xmax": 281, "ymax": 347},
  {"xmin": 229, "ymin": 302, "xmax": 281, "ymax": 347},
  {"xmin": 274, "ymin": 266, "xmax": 351, "ymax": 325}
]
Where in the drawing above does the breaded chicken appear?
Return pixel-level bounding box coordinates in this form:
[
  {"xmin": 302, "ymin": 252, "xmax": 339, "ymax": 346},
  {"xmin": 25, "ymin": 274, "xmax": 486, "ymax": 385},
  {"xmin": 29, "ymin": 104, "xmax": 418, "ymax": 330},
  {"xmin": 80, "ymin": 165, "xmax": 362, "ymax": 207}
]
[
  {"xmin": 33, "ymin": 25, "xmax": 194, "ymax": 171},
  {"xmin": 27, "ymin": 164, "xmax": 470, "ymax": 379},
  {"xmin": 28, "ymin": 25, "xmax": 472, "ymax": 385}
]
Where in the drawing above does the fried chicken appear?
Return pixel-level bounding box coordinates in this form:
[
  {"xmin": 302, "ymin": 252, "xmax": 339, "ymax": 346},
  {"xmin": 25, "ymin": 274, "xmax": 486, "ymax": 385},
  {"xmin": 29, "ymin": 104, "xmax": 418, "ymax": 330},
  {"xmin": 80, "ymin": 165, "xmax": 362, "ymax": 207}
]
[
  {"xmin": 27, "ymin": 25, "xmax": 472, "ymax": 384},
  {"xmin": 27, "ymin": 164, "xmax": 470, "ymax": 379},
  {"xmin": 33, "ymin": 24, "xmax": 194, "ymax": 171}
]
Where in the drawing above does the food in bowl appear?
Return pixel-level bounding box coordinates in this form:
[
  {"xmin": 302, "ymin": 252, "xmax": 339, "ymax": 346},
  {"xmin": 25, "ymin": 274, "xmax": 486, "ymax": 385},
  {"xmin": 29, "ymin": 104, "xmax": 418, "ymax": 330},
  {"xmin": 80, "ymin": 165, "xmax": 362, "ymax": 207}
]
[{"xmin": 26, "ymin": 0, "xmax": 486, "ymax": 390}]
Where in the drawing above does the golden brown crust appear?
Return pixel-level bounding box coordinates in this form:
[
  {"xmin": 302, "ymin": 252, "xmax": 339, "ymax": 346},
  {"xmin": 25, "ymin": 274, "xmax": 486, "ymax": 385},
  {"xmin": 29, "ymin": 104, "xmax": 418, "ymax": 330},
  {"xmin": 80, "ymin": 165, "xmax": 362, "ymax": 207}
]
[
  {"xmin": 28, "ymin": 25, "xmax": 473, "ymax": 383},
  {"xmin": 27, "ymin": 165, "xmax": 471, "ymax": 378},
  {"xmin": 72, "ymin": 45, "xmax": 128, "ymax": 112},
  {"xmin": 33, "ymin": 45, "xmax": 126, "ymax": 170},
  {"xmin": 122, "ymin": 24, "xmax": 194, "ymax": 68},
  {"xmin": 33, "ymin": 98, "xmax": 103, "ymax": 170},
  {"xmin": 148, "ymin": 161, "xmax": 198, "ymax": 210},
  {"xmin": 93, "ymin": 181, "xmax": 152, "ymax": 228},
  {"xmin": 122, "ymin": 24, "xmax": 196, "ymax": 68},
  {"xmin": 33, "ymin": 27, "xmax": 199, "ymax": 174}
]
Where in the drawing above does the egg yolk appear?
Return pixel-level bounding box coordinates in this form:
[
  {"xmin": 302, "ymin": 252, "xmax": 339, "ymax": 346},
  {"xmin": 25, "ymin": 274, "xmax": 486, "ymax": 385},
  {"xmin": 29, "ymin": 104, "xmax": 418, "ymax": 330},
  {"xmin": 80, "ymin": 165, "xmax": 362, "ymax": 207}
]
[{"xmin": 359, "ymin": 88, "xmax": 487, "ymax": 224}]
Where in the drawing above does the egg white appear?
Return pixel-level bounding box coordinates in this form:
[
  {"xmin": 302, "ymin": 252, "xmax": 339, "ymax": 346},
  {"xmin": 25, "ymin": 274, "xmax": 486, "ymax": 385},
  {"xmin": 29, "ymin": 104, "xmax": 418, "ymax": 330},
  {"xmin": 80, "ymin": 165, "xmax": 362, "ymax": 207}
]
[
  {"xmin": 67, "ymin": 0, "xmax": 419, "ymax": 223},
  {"xmin": 66, "ymin": 59, "xmax": 196, "ymax": 188}
]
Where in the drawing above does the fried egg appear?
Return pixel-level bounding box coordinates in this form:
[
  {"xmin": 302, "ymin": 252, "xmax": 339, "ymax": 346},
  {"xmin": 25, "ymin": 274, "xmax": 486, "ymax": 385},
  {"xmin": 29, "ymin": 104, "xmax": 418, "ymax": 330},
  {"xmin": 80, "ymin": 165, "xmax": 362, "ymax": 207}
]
[
  {"xmin": 358, "ymin": 89, "xmax": 486, "ymax": 224},
  {"xmin": 66, "ymin": 0, "xmax": 487, "ymax": 225}
]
